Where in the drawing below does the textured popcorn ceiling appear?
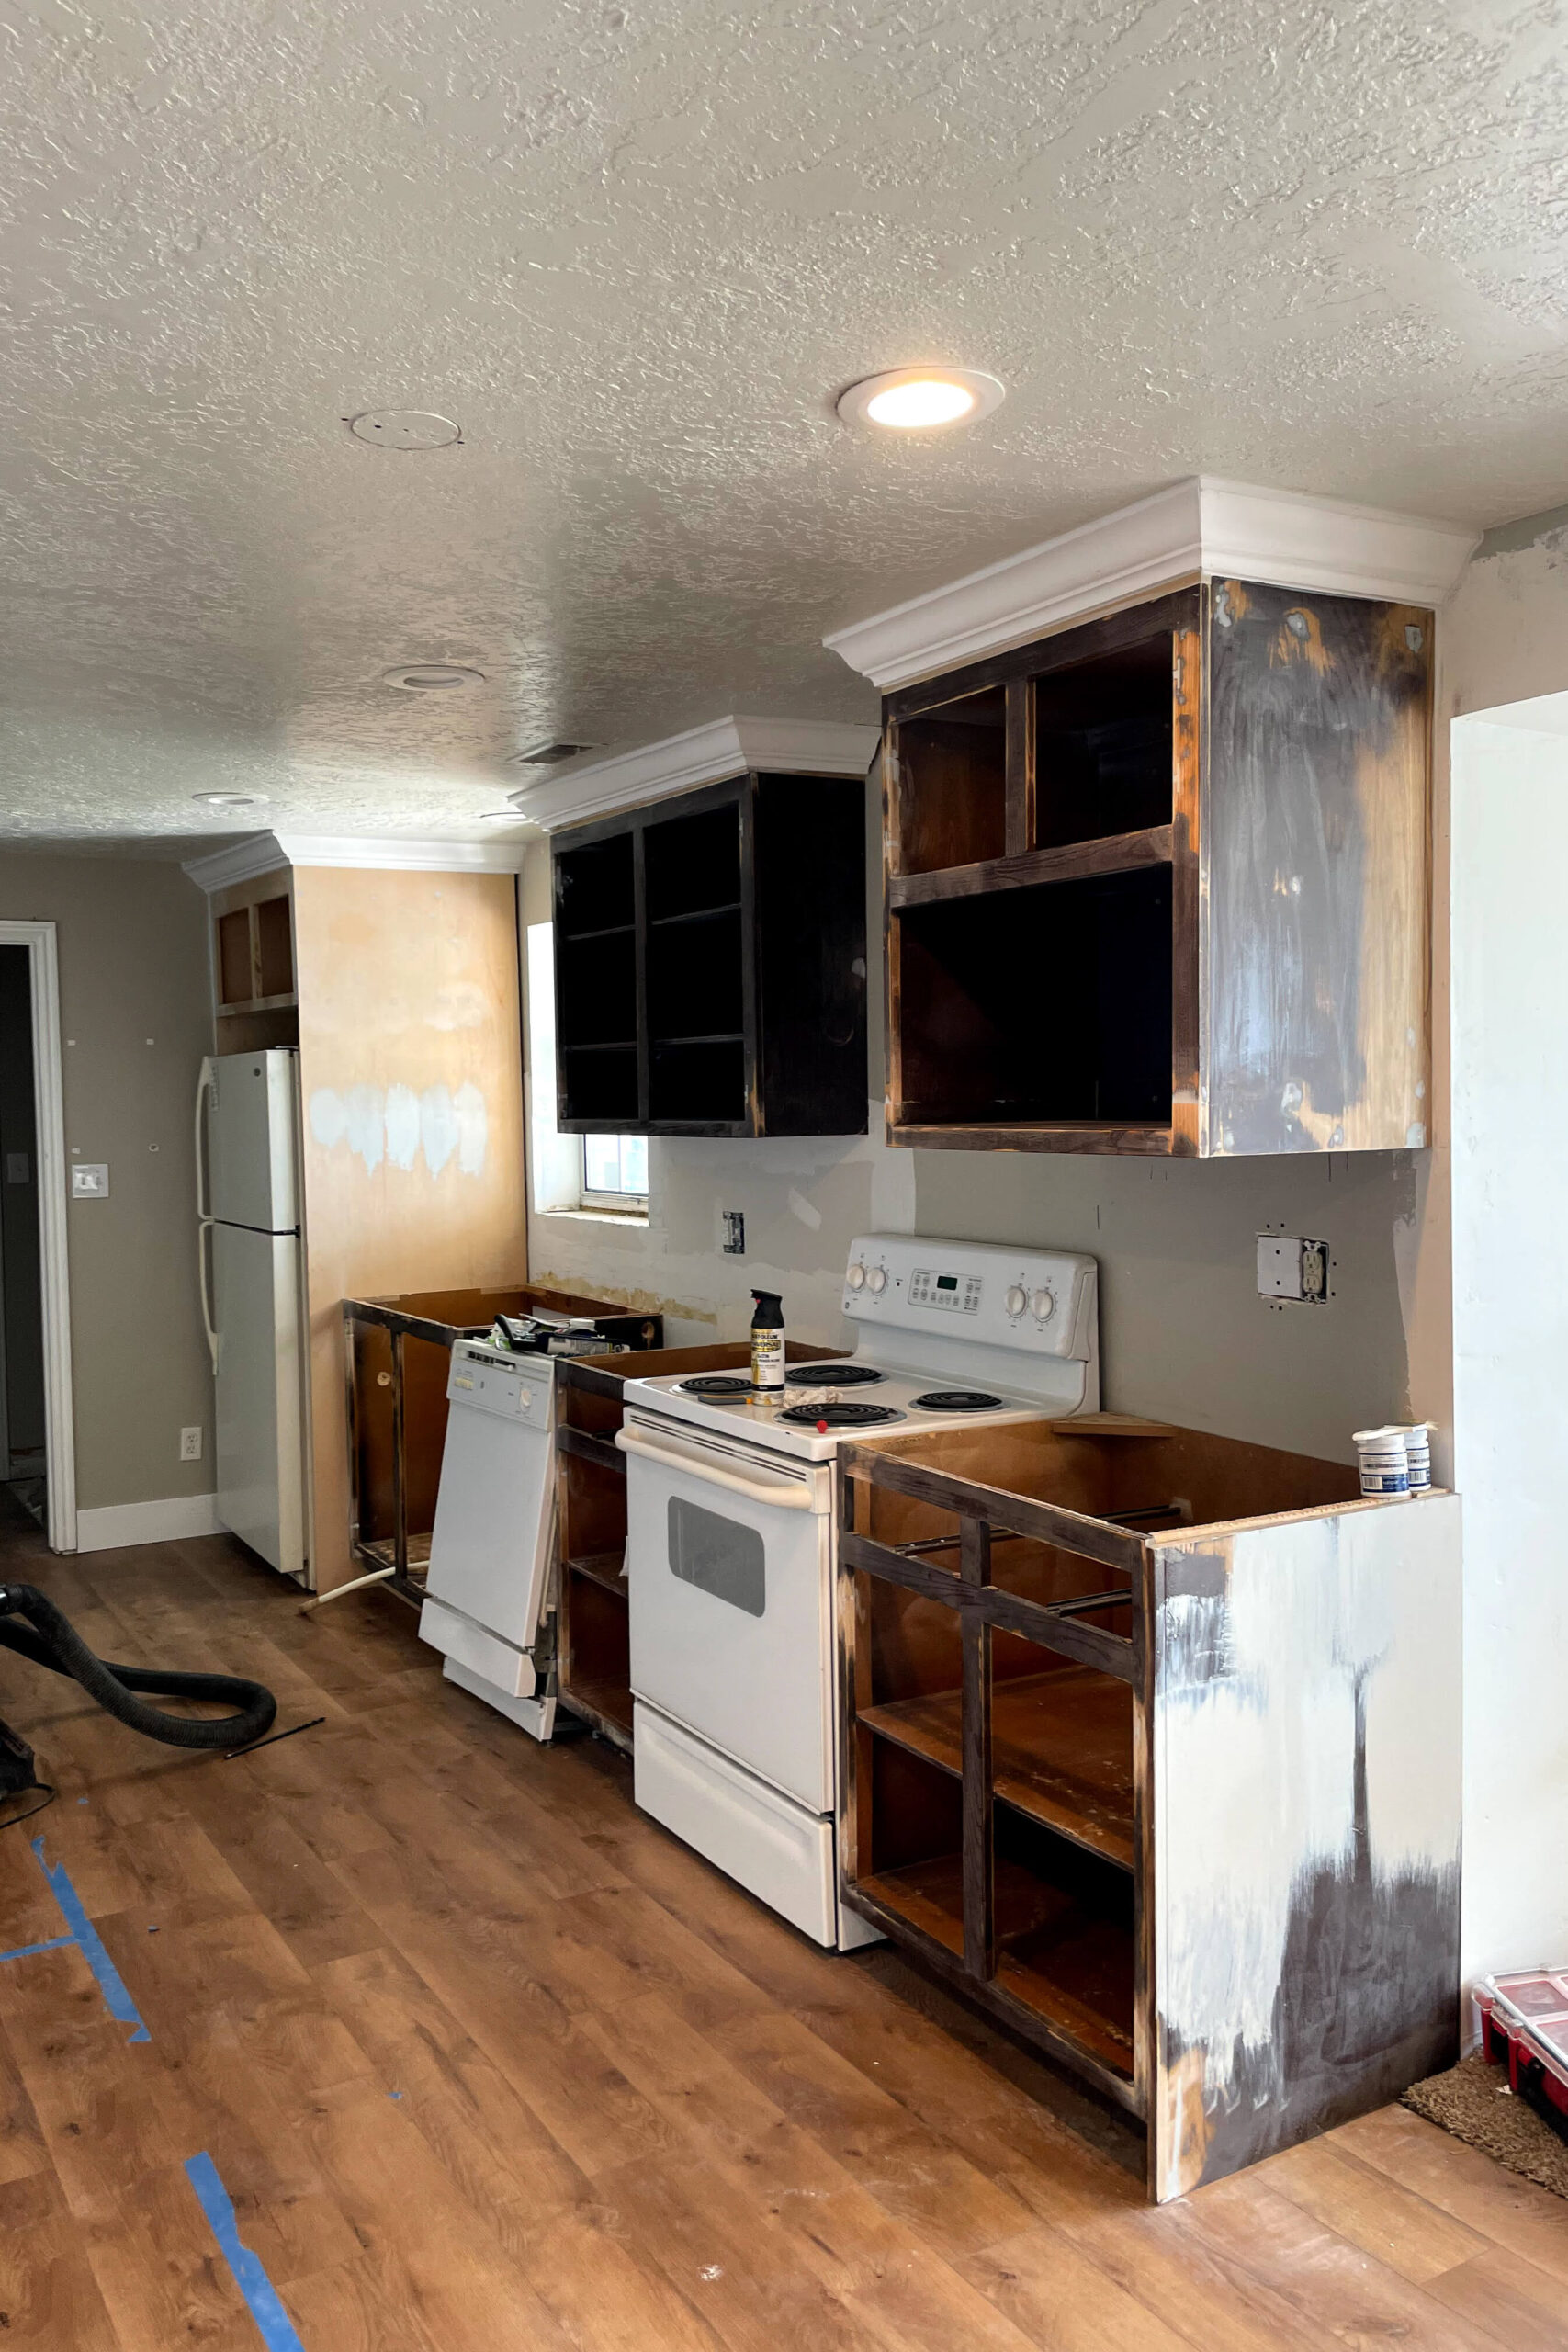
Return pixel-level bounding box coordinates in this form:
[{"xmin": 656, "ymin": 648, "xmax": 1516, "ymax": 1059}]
[{"xmin": 3, "ymin": 0, "xmax": 1566, "ymax": 849}]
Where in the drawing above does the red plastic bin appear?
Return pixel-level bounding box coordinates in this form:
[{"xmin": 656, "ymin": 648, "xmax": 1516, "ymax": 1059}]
[{"xmin": 1473, "ymin": 1969, "xmax": 1568, "ymax": 2136}]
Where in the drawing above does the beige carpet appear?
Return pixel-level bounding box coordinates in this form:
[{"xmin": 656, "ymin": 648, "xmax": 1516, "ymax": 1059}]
[{"xmin": 1403, "ymin": 2052, "xmax": 1568, "ymax": 2199}]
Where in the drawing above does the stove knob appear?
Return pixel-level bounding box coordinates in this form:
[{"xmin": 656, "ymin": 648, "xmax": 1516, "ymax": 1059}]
[
  {"xmin": 1030, "ymin": 1286, "xmax": 1056, "ymax": 1322},
  {"xmin": 866, "ymin": 1266, "xmax": 887, "ymax": 1295},
  {"xmin": 1005, "ymin": 1283, "xmax": 1027, "ymax": 1317},
  {"xmin": 846, "ymin": 1261, "xmax": 866, "ymax": 1290}
]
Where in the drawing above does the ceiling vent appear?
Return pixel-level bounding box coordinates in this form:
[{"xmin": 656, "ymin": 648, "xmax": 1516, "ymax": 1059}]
[{"xmin": 513, "ymin": 741, "xmax": 594, "ymax": 764}]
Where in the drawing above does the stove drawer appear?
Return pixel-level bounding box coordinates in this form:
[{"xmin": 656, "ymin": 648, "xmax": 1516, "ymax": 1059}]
[{"xmin": 635, "ymin": 1702, "xmax": 876, "ymax": 1951}]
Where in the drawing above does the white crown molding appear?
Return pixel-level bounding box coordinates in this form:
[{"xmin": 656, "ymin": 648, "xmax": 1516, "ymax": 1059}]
[
  {"xmin": 181, "ymin": 833, "xmax": 291, "ymax": 892},
  {"xmin": 508, "ymin": 715, "xmax": 881, "ymax": 832},
  {"xmin": 824, "ymin": 476, "xmax": 1483, "ymax": 693},
  {"xmin": 183, "ymin": 831, "xmax": 531, "ymax": 890}
]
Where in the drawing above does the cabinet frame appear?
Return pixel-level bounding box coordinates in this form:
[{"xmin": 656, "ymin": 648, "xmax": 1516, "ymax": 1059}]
[
  {"xmin": 881, "ymin": 577, "xmax": 1432, "ymax": 1157},
  {"xmin": 552, "ymin": 768, "xmax": 867, "ymax": 1139}
]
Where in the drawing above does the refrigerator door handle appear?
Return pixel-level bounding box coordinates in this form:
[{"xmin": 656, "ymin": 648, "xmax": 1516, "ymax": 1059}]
[{"xmin": 196, "ymin": 1057, "xmax": 220, "ymax": 1374}]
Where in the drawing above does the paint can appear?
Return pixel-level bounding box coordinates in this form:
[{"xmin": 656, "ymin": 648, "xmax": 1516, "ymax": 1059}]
[
  {"xmin": 1352, "ymin": 1426, "xmax": 1411, "ymax": 1498},
  {"xmin": 1403, "ymin": 1422, "xmax": 1435, "ymax": 1492}
]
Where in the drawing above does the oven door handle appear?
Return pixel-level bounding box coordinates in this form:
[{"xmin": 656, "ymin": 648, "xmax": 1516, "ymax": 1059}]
[{"xmin": 615, "ymin": 1425, "xmax": 817, "ymax": 1510}]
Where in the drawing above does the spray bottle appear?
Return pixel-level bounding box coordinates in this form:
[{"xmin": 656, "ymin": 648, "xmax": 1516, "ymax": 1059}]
[{"xmin": 750, "ymin": 1289, "xmax": 785, "ymax": 1393}]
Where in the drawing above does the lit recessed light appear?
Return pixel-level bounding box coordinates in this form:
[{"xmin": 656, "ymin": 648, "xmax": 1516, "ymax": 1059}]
[
  {"xmin": 836, "ymin": 367, "xmax": 1005, "ymax": 431},
  {"xmin": 193, "ymin": 792, "xmax": 269, "ymax": 808},
  {"xmin": 381, "ymin": 664, "xmax": 485, "ymax": 692}
]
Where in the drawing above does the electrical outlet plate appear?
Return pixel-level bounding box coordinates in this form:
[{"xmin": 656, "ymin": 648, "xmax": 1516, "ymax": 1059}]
[
  {"xmin": 1257, "ymin": 1234, "xmax": 1330, "ymax": 1304},
  {"xmin": 720, "ymin": 1210, "xmax": 745, "ymax": 1255},
  {"xmin": 71, "ymin": 1163, "xmax": 109, "ymax": 1199},
  {"xmin": 180, "ymin": 1427, "xmax": 203, "ymax": 1461}
]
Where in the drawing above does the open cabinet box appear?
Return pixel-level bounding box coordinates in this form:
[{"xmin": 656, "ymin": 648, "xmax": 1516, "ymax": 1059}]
[{"xmin": 836, "ymin": 1414, "xmax": 1462, "ymax": 2199}]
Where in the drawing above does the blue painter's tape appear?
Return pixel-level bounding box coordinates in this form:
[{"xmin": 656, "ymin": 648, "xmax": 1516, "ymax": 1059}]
[
  {"xmin": 0, "ymin": 1934, "xmax": 75, "ymax": 1965},
  {"xmin": 185, "ymin": 2152, "xmax": 307, "ymax": 2352},
  {"xmin": 30, "ymin": 1836, "xmax": 151, "ymax": 2043}
]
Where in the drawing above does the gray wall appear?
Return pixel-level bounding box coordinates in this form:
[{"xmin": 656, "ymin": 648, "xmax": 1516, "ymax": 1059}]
[
  {"xmin": 0, "ymin": 856, "xmax": 215, "ymax": 1510},
  {"xmin": 0, "ymin": 946, "xmax": 45, "ymax": 1468},
  {"xmin": 523, "ymin": 785, "xmax": 1423, "ymax": 1468}
]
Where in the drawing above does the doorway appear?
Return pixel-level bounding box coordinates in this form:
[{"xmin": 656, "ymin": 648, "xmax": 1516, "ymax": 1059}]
[
  {"xmin": 0, "ymin": 921, "xmax": 75, "ymax": 1552},
  {"xmin": 0, "ymin": 946, "xmax": 46, "ymax": 1521}
]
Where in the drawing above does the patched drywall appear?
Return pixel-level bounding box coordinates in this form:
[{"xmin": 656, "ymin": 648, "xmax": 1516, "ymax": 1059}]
[
  {"xmin": 0, "ymin": 856, "xmax": 216, "ymax": 1511},
  {"xmin": 6, "ymin": 4, "xmax": 1568, "ymax": 847}
]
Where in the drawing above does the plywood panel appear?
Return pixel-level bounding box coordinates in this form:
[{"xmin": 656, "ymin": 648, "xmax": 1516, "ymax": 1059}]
[
  {"xmin": 1151, "ymin": 1492, "xmax": 1461, "ymax": 2198},
  {"xmin": 292, "ymin": 866, "xmax": 528, "ymax": 1590},
  {"xmin": 1205, "ymin": 579, "xmax": 1433, "ymax": 1155}
]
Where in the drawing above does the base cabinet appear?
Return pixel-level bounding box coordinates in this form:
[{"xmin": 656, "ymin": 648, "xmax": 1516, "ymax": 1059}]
[{"xmin": 837, "ymin": 1417, "xmax": 1461, "ymax": 2199}]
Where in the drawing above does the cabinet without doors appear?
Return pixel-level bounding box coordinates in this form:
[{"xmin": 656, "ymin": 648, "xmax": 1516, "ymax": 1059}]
[
  {"xmin": 883, "ymin": 581, "xmax": 1433, "ymax": 1156},
  {"xmin": 552, "ymin": 769, "xmax": 867, "ymax": 1137},
  {"xmin": 837, "ymin": 1418, "xmax": 1461, "ymax": 2199}
]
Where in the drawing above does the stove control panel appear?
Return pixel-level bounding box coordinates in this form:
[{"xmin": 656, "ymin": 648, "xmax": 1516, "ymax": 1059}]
[{"xmin": 842, "ymin": 1235, "xmax": 1097, "ymax": 1363}]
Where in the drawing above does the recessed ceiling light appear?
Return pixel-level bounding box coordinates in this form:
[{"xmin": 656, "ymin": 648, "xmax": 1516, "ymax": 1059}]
[
  {"xmin": 346, "ymin": 410, "xmax": 462, "ymax": 449},
  {"xmin": 836, "ymin": 367, "xmax": 1005, "ymax": 431},
  {"xmin": 381, "ymin": 664, "xmax": 485, "ymax": 692},
  {"xmin": 512, "ymin": 740, "xmax": 595, "ymax": 764},
  {"xmin": 192, "ymin": 792, "xmax": 269, "ymax": 808}
]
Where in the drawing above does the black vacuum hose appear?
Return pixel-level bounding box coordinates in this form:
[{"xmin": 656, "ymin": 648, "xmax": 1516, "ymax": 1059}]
[{"xmin": 0, "ymin": 1583, "xmax": 276, "ymax": 1751}]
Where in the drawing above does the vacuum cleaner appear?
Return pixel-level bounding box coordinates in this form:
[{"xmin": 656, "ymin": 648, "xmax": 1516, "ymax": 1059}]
[{"xmin": 0, "ymin": 1580, "xmax": 277, "ymax": 1820}]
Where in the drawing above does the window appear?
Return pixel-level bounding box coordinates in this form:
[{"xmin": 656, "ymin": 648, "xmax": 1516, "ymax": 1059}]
[{"xmin": 581, "ymin": 1132, "xmax": 648, "ymax": 1207}]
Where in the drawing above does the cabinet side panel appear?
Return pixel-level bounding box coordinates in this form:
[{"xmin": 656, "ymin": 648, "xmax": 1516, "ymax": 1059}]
[
  {"xmin": 1205, "ymin": 581, "xmax": 1432, "ymax": 1155},
  {"xmin": 755, "ymin": 773, "xmax": 868, "ymax": 1136},
  {"xmin": 1151, "ymin": 1494, "xmax": 1461, "ymax": 2199}
]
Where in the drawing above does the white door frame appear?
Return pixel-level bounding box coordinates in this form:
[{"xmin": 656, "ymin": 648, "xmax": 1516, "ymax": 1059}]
[{"xmin": 0, "ymin": 921, "xmax": 76, "ymax": 1551}]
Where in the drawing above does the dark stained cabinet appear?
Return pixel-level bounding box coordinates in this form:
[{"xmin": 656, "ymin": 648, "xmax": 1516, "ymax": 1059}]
[
  {"xmin": 882, "ymin": 580, "xmax": 1433, "ymax": 1157},
  {"xmin": 553, "ymin": 770, "xmax": 867, "ymax": 1136}
]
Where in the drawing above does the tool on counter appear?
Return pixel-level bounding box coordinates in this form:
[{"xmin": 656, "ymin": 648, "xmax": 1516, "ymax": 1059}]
[{"xmin": 750, "ymin": 1290, "xmax": 785, "ymax": 1392}]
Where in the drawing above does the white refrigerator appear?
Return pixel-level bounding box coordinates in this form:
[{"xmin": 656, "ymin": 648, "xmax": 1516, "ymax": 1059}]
[{"xmin": 197, "ymin": 1050, "xmax": 309, "ymax": 1581}]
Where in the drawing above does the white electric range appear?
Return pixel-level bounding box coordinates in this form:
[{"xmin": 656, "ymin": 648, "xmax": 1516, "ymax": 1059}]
[{"xmin": 618, "ymin": 1233, "xmax": 1099, "ymax": 1950}]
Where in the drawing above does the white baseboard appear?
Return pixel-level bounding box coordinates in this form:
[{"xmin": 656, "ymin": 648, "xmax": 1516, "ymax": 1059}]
[{"xmin": 73, "ymin": 1493, "xmax": 223, "ymax": 1553}]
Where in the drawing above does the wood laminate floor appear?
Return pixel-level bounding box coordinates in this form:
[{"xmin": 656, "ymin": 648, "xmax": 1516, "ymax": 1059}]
[{"xmin": 2, "ymin": 1512, "xmax": 1566, "ymax": 2350}]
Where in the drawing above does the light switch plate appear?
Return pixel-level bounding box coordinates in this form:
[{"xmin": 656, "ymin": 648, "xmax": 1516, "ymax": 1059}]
[{"xmin": 72, "ymin": 1163, "xmax": 109, "ymax": 1199}]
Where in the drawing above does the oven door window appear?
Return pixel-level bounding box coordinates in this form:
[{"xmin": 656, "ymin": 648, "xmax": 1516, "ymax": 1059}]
[{"xmin": 668, "ymin": 1496, "xmax": 766, "ymax": 1618}]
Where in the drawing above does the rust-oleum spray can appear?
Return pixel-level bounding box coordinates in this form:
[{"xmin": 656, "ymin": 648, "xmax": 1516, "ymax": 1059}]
[{"xmin": 750, "ymin": 1290, "xmax": 785, "ymax": 1392}]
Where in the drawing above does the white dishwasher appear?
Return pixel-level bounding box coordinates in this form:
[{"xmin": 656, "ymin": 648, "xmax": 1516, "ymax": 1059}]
[{"xmin": 418, "ymin": 1337, "xmax": 559, "ymax": 1740}]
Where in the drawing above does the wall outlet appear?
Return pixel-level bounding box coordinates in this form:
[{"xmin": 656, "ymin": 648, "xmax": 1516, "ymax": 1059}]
[
  {"xmin": 1257, "ymin": 1233, "xmax": 1331, "ymax": 1305},
  {"xmin": 721, "ymin": 1210, "xmax": 746, "ymax": 1255},
  {"xmin": 180, "ymin": 1426, "xmax": 203, "ymax": 1462},
  {"xmin": 71, "ymin": 1163, "xmax": 109, "ymax": 1199}
]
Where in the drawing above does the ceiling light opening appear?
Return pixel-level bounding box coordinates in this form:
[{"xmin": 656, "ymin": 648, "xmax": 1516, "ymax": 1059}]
[
  {"xmin": 513, "ymin": 741, "xmax": 594, "ymax": 764},
  {"xmin": 381, "ymin": 664, "xmax": 485, "ymax": 692},
  {"xmin": 193, "ymin": 792, "xmax": 269, "ymax": 808},
  {"xmin": 837, "ymin": 367, "xmax": 1006, "ymax": 432}
]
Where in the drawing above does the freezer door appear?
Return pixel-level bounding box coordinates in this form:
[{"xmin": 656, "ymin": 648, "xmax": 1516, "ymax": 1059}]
[
  {"xmin": 423, "ymin": 1355, "xmax": 557, "ymax": 1652},
  {"xmin": 212, "ymin": 1221, "xmax": 307, "ymax": 1577},
  {"xmin": 209, "ymin": 1049, "xmax": 299, "ymax": 1232}
]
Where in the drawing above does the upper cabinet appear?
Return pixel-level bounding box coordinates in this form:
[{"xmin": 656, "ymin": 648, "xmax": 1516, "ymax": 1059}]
[
  {"xmin": 534, "ymin": 720, "xmax": 879, "ymax": 1138},
  {"xmin": 827, "ymin": 478, "xmax": 1479, "ymax": 1159}
]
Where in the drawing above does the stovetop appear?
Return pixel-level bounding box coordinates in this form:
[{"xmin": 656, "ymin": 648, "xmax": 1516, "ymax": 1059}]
[{"xmin": 624, "ymin": 1359, "xmax": 1056, "ymax": 1462}]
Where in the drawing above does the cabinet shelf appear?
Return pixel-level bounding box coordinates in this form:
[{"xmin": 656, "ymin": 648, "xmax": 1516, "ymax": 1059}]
[
  {"xmin": 649, "ymin": 901, "xmax": 742, "ymax": 929},
  {"xmin": 652, "ymin": 1031, "xmax": 743, "ymax": 1048},
  {"xmin": 888, "ymin": 828, "xmax": 1172, "ymax": 910},
  {"xmin": 562, "ymin": 1039, "xmax": 637, "ymax": 1054},
  {"xmin": 563, "ymin": 922, "xmax": 636, "ymax": 944},
  {"xmin": 860, "ymin": 1668, "xmax": 1134, "ymax": 1871},
  {"xmin": 566, "ymin": 1549, "xmax": 626, "ymax": 1599},
  {"xmin": 860, "ymin": 1849, "xmax": 1134, "ymax": 2080}
]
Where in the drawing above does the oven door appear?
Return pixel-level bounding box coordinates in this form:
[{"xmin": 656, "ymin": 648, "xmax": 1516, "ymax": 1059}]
[{"xmin": 619, "ymin": 1410, "xmax": 834, "ymax": 1815}]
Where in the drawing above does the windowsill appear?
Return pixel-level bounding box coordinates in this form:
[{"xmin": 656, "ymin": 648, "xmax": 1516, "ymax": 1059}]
[{"xmin": 538, "ymin": 1204, "xmax": 650, "ymax": 1227}]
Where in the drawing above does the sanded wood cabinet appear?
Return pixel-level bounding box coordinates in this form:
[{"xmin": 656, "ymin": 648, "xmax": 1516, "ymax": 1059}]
[
  {"xmin": 837, "ymin": 1418, "xmax": 1461, "ymax": 2199},
  {"xmin": 881, "ymin": 581, "xmax": 1433, "ymax": 1156}
]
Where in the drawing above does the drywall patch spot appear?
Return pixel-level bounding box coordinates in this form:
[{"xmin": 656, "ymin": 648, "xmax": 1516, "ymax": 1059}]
[
  {"xmin": 344, "ymin": 1085, "xmax": 385, "ymax": 1173},
  {"xmin": 385, "ymin": 1083, "xmax": 421, "ymax": 1171},
  {"xmin": 309, "ymin": 1090, "xmax": 348, "ymax": 1150},
  {"xmin": 422, "ymin": 1085, "xmax": 459, "ymax": 1174},
  {"xmin": 456, "ymin": 1081, "xmax": 488, "ymax": 1176}
]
